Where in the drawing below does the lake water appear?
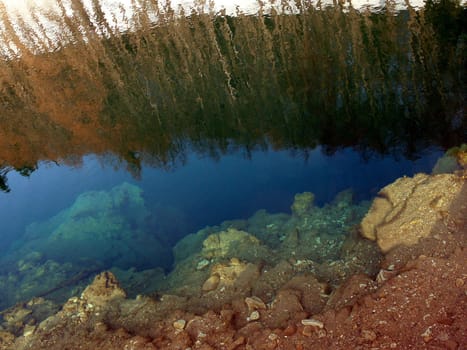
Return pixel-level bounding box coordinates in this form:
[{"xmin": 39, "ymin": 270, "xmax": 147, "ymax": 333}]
[{"xmin": 0, "ymin": 0, "xmax": 465, "ymax": 310}]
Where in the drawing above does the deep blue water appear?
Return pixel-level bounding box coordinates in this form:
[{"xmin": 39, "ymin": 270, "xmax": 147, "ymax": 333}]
[{"xmin": 0, "ymin": 145, "xmax": 443, "ymax": 253}]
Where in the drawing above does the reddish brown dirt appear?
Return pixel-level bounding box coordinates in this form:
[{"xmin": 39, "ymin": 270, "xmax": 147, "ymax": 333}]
[{"xmin": 2, "ymin": 245, "xmax": 465, "ymax": 350}]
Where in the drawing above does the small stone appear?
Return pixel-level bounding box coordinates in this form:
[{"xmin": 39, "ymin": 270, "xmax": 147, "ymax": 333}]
[
  {"xmin": 436, "ymin": 331, "xmax": 449, "ymax": 341},
  {"xmin": 173, "ymin": 319, "xmax": 186, "ymax": 330},
  {"xmin": 230, "ymin": 258, "xmax": 241, "ymax": 265},
  {"xmin": 196, "ymin": 259, "xmax": 210, "ymax": 270},
  {"xmin": 245, "ymin": 296, "xmax": 267, "ymax": 312},
  {"xmin": 247, "ymin": 311, "xmax": 260, "ymax": 321},
  {"xmin": 23, "ymin": 325, "xmax": 36, "ymax": 337},
  {"xmin": 301, "ymin": 319, "xmax": 324, "ymax": 329},
  {"xmin": 283, "ymin": 324, "xmax": 296, "ymax": 336},
  {"xmin": 376, "ymin": 269, "xmax": 396, "ymax": 284},
  {"xmin": 202, "ymin": 274, "xmax": 220, "ymax": 292},
  {"xmin": 95, "ymin": 322, "xmax": 108, "ymax": 333},
  {"xmin": 268, "ymin": 333, "xmax": 278, "ymax": 341},
  {"xmin": 302, "ymin": 326, "xmax": 313, "ymax": 337},
  {"xmin": 421, "ymin": 326, "xmax": 433, "ymax": 342},
  {"xmin": 361, "ymin": 329, "xmax": 377, "ymax": 341},
  {"xmin": 317, "ymin": 329, "xmax": 327, "ymax": 338}
]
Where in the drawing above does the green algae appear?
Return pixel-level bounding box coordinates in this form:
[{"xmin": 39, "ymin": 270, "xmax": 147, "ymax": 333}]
[
  {"xmin": 0, "ymin": 183, "xmax": 172, "ymax": 310},
  {"xmin": 15, "ymin": 182, "xmax": 171, "ymax": 270},
  {"xmin": 0, "ymin": 185, "xmax": 374, "ymax": 312},
  {"xmin": 174, "ymin": 189, "xmax": 370, "ymax": 265}
]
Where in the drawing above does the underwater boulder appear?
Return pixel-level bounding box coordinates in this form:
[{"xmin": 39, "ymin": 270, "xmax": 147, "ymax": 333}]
[
  {"xmin": 20, "ymin": 182, "xmax": 172, "ymax": 270},
  {"xmin": 291, "ymin": 192, "xmax": 315, "ymax": 218},
  {"xmin": 432, "ymin": 144, "xmax": 467, "ymax": 174},
  {"xmin": 201, "ymin": 228, "xmax": 271, "ymax": 262},
  {"xmin": 80, "ymin": 271, "xmax": 127, "ymax": 308}
]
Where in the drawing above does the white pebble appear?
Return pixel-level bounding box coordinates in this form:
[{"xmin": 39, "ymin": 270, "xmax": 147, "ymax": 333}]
[{"xmin": 301, "ymin": 319, "xmax": 324, "ymax": 328}]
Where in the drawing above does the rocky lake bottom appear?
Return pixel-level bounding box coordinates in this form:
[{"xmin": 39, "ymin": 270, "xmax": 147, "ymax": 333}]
[{"xmin": 0, "ymin": 147, "xmax": 465, "ymax": 349}]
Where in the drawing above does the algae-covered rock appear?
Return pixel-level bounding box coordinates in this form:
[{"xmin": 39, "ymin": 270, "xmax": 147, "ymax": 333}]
[
  {"xmin": 0, "ymin": 252, "xmax": 86, "ymax": 311},
  {"xmin": 201, "ymin": 258, "xmax": 258, "ymax": 294},
  {"xmin": 291, "ymin": 192, "xmax": 315, "ymax": 217},
  {"xmin": 18, "ymin": 182, "xmax": 171, "ymax": 269},
  {"xmin": 432, "ymin": 144, "xmax": 467, "ymax": 174},
  {"xmin": 245, "ymin": 210, "xmax": 290, "ymax": 248},
  {"xmin": 80, "ymin": 271, "xmax": 127, "ymax": 307},
  {"xmin": 201, "ymin": 228, "xmax": 270, "ymax": 262},
  {"xmin": 0, "ymin": 297, "xmax": 59, "ymax": 336},
  {"xmin": 360, "ymin": 172, "xmax": 466, "ymax": 252}
]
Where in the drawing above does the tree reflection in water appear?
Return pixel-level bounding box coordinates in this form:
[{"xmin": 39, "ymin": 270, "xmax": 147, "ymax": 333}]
[{"xmin": 0, "ymin": 0, "xmax": 465, "ymax": 190}]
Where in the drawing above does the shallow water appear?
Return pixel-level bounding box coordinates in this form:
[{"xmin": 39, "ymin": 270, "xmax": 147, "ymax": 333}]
[{"xmin": 0, "ymin": 0, "xmax": 465, "ymax": 311}]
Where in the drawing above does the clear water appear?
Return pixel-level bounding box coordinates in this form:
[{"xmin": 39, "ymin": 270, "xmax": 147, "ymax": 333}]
[
  {"xmin": 0, "ymin": 0, "xmax": 465, "ymax": 311},
  {"xmin": 1, "ymin": 146, "xmax": 442, "ymax": 252}
]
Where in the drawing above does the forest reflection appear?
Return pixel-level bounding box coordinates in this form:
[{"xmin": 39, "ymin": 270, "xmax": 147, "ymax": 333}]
[{"xmin": 0, "ymin": 0, "xmax": 465, "ymax": 191}]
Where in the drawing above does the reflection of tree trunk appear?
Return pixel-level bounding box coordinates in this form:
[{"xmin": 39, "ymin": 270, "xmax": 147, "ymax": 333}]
[
  {"xmin": 0, "ymin": 0, "xmax": 464, "ymax": 182},
  {"xmin": 0, "ymin": 167, "xmax": 11, "ymax": 192}
]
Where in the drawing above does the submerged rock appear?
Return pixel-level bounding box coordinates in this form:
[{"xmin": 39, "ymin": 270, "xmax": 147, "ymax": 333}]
[
  {"xmin": 0, "ymin": 297, "xmax": 59, "ymax": 336},
  {"xmin": 1, "ymin": 171, "xmax": 465, "ymax": 349},
  {"xmin": 16, "ymin": 182, "xmax": 171, "ymax": 270},
  {"xmin": 201, "ymin": 274, "xmax": 220, "ymax": 292},
  {"xmin": 80, "ymin": 271, "xmax": 127, "ymax": 307},
  {"xmin": 0, "ymin": 183, "xmax": 174, "ymax": 311},
  {"xmin": 432, "ymin": 144, "xmax": 467, "ymax": 174},
  {"xmin": 291, "ymin": 192, "xmax": 315, "ymax": 217},
  {"xmin": 201, "ymin": 228, "xmax": 271, "ymax": 262},
  {"xmin": 360, "ymin": 172, "xmax": 466, "ymax": 252}
]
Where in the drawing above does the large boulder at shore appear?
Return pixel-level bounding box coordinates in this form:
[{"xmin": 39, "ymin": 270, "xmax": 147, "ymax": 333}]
[{"xmin": 360, "ymin": 172, "xmax": 466, "ymax": 252}]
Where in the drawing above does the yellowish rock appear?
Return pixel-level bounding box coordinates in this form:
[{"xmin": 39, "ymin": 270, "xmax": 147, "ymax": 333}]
[
  {"xmin": 201, "ymin": 228, "xmax": 261, "ymax": 259},
  {"xmin": 457, "ymin": 150, "xmax": 467, "ymax": 168},
  {"xmin": 173, "ymin": 319, "xmax": 186, "ymax": 330},
  {"xmin": 247, "ymin": 310, "xmax": 260, "ymax": 321},
  {"xmin": 211, "ymin": 260, "xmax": 249, "ymax": 286},
  {"xmin": 359, "ymin": 197, "xmax": 392, "ymax": 240},
  {"xmin": 80, "ymin": 271, "xmax": 127, "ymax": 307},
  {"xmin": 291, "ymin": 192, "xmax": 315, "ymax": 217},
  {"xmin": 301, "ymin": 318, "xmax": 324, "ymax": 328},
  {"xmin": 245, "ymin": 296, "xmax": 267, "ymax": 312},
  {"xmin": 23, "ymin": 324, "xmax": 36, "ymax": 337},
  {"xmin": 202, "ymin": 274, "xmax": 220, "ymax": 292},
  {"xmin": 360, "ymin": 173, "xmax": 465, "ymax": 252},
  {"xmin": 0, "ymin": 330, "xmax": 15, "ymax": 345}
]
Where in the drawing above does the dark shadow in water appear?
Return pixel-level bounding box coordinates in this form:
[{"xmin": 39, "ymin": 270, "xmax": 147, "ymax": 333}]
[{"xmin": 0, "ymin": 0, "xmax": 465, "ymax": 191}]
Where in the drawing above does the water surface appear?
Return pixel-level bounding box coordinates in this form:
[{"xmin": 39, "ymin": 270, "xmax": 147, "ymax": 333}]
[{"xmin": 0, "ymin": 0, "xmax": 465, "ymax": 310}]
